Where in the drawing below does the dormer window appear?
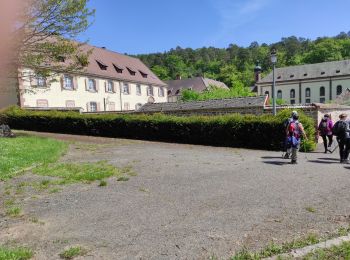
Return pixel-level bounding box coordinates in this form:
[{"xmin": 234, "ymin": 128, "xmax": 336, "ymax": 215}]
[
  {"xmin": 127, "ymin": 67, "xmax": 136, "ymax": 76},
  {"xmin": 113, "ymin": 64, "xmax": 123, "ymax": 73},
  {"xmin": 336, "ymin": 70, "xmax": 340, "ymax": 73},
  {"xmin": 321, "ymin": 71, "xmax": 325, "ymax": 75},
  {"xmin": 96, "ymin": 60, "xmax": 108, "ymax": 70},
  {"xmin": 304, "ymin": 73, "xmax": 308, "ymax": 76},
  {"xmin": 277, "ymin": 76, "xmax": 281, "ymax": 79},
  {"xmin": 290, "ymin": 74, "xmax": 294, "ymax": 78},
  {"xmin": 139, "ymin": 70, "xmax": 148, "ymax": 78}
]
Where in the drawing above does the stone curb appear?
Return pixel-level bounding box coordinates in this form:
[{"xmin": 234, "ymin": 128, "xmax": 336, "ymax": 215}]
[{"xmin": 265, "ymin": 234, "xmax": 350, "ymax": 259}]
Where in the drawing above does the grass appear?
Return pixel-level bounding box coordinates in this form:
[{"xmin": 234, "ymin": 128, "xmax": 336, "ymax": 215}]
[
  {"xmin": 6, "ymin": 206, "xmax": 22, "ymax": 217},
  {"xmin": 303, "ymin": 241, "xmax": 350, "ymax": 259},
  {"xmin": 117, "ymin": 176, "xmax": 129, "ymax": 182},
  {"xmin": 0, "ymin": 246, "xmax": 33, "ymax": 260},
  {"xmin": 0, "ymin": 135, "xmax": 67, "ymax": 180},
  {"xmin": 33, "ymin": 161, "xmax": 121, "ymax": 184},
  {"xmin": 99, "ymin": 180, "xmax": 107, "ymax": 187},
  {"xmin": 305, "ymin": 207, "xmax": 316, "ymax": 213},
  {"xmin": 59, "ymin": 246, "xmax": 87, "ymax": 259}
]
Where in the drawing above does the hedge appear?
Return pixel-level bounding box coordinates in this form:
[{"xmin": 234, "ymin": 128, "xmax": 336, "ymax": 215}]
[{"xmin": 0, "ymin": 106, "xmax": 316, "ymax": 151}]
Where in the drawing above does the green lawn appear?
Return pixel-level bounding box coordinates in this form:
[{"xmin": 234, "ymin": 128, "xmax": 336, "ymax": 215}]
[
  {"xmin": 0, "ymin": 134, "xmax": 67, "ymax": 180},
  {"xmin": 0, "ymin": 246, "xmax": 33, "ymax": 260},
  {"xmin": 303, "ymin": 241, "xmax": 350, "ymax": 259}
]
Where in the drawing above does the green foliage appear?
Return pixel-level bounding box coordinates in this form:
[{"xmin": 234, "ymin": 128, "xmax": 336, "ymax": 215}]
[
  {"xmin": 59, "ymin": 246, "xmax": 87, "ymax": 259},
  {"xmin": 303, "ymin": 241, "xmax": 350, "ymax": 259},
  {"xmin": 180, "ymin": 86, "xmax": 254, "ymax": 101},
  {"xmin": 138, "ymin": 34, "xmax": 350, "ymax": 89},
  {"xmin": 2, "ymin": 107, "xmax": 316, "ymax": 152},
  {"xmin": 0, "ymin": 246, "xmax": 33, "ymax": 260},
  {"xmin": 0, "ymin": 134, "xmax": 68, "ymax": 180}
]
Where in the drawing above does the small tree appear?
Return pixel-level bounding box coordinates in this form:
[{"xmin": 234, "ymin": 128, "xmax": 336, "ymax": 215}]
[{"xmin": 13, "ymin": 0, "xmax": 95, "ymax": 80}]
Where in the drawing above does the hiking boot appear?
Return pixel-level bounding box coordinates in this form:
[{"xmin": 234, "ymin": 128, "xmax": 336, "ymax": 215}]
[
  {"xmin": 283, "ymin": 153, "xmax": 290, "ymax": 159},
  {"xmin": 291, "ymin": 160, "xmax": 297, "ymax": 164}
]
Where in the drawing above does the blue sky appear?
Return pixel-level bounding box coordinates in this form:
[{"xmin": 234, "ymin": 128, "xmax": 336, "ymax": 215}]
[{"xmin": 79, "ymin": 0, "xmax": 350, "ymax": 55}]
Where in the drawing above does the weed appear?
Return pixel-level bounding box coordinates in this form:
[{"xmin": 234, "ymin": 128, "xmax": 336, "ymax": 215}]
[
  {"xmin": 49, "ymin": 188, "xmax": 61, "ymax": 194},
  {"xmin": 0, "ymin": 246, "xmax": 33, "ymax": 260},
  {"xmin": 117, "ymin": 176, "xmax": 129, "ymax": 182},
  {"xmin": 139, "ymin": 187, "xmax": 150, "ymax": 193},
  {"xmin": 99, "ymin": 180, "xmax": 107, "ymax": 187},
  {"xmin": 6, "ymin": 206, "xmax": 22, "ymax": 217},
  {"xmin": 29, "ymin": 217, "xmax": 39, "ymax": 223},
  {"xmin": 305, "ymin": 207, "xmax": 316, "ymax": 213},
  {"xmin": 59, "ymin": 246, "xmax": 87, "ymax": 259},
  {"xmin": 4, "ymin": 199, "xmax": 15, "ymax": 207},
  {"xmin": 303, "ymin": 240, "xmax": 350, "ymax": 259}
]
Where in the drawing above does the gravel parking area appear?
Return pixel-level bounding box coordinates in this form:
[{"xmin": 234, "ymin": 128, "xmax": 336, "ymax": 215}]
[{"xmin": 1, "ymin": 131, "xmax": 350, "ymax": 259}]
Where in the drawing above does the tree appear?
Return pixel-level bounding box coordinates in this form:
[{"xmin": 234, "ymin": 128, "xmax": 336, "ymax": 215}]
[{"xmin": 13, "ymin": 0, "xmax": 95, "ymax": 80}]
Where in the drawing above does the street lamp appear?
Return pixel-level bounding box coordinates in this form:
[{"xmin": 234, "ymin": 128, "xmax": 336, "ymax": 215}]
[{"xmin": 270, "ymin": 49, "xmax": 277, "ymax": 116}]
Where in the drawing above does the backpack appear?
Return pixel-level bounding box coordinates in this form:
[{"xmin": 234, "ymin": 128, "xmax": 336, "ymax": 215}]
[
  {"xmin": 319, "ymin": 119, "xmax": 329, "ymax": 135},
  {"xmin": 288, "ymin": 120, "xmax": 300, "ymax": 139},
  {"xmin": 332, "ymin": 120, "xmax": 348, "ymax": 137}
]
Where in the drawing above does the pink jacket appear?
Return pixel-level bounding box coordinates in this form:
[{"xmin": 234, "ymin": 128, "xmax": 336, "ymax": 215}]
[{"xmin": 318, "ymin": 119, "xmax": 333, "ymax": 136}]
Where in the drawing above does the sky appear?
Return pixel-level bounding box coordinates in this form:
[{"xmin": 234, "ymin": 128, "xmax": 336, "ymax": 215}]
[{"xmin": 79, "ymin": 0, "xmax": 350, "ymax": 55}]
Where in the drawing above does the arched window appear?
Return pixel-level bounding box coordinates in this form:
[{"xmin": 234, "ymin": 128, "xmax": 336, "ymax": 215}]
[
  {"xmin": 320, "ymin": 86, "xmax": 325, "ymax": 97},
  {"xmin": 305, "ymin": 88, "xmax": 311, "ymax": 98},
  {"xmin": 277, "ymin": 90, "xmax": 282, "ymax": 99},
  {"xmin": 290, "ymin": 89, "xmax": 295, "ymax": 99},
  {"xmin": 337, "ymin": 85, "xmax": 343, "ymax": 96},
  {"xmin": 264, "ymin": 91, "xmax": 269, "ymax": 96}
]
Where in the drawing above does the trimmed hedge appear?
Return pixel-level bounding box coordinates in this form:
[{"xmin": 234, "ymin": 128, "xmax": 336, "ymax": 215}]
[{"xmin": 0, "ymin": 106, "xmax": 316, "ymax": 151}]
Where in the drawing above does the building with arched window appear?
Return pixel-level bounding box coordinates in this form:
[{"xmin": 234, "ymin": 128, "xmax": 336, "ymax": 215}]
[{"xmin": 256, "ymin": 59, "xmax": 350, "ymax": 104}]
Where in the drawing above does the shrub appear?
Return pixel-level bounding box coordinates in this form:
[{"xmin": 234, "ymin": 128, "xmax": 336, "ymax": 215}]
[{"xmin": 1, "ymin": 106, "xmax": 316, "ymax": 151}]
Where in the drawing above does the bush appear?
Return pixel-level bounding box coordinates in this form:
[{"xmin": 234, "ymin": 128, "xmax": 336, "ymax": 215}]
[{"xmin": 1, "ymin": 106, "xmax": 316, "ymax": 151}]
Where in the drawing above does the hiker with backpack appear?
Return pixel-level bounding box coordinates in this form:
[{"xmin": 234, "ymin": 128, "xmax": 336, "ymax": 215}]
[
  {"xmin": 318, "ymin": 114, "xmax": 334, "ymax": 153},
  {"xmin": 332, "ymin": 113, "xmax": 350, "ymax": 163},
  {"xmin": 283, "ymin": 111, "xmax": 299, "ymax": 159},
  {"xmin": 286, "ymin": 113, "xmax": 308, "ymax": 164}
]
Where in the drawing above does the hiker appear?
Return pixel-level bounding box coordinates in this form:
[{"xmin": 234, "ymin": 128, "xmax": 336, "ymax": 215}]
[
  {"xmin": 283, "ymin": 111, "xmax": 299, "ymax": 159},
  {"xmin": 332, "ymin": 113, "xmax": 350, "ymax": 163},
  {"xmin": 318, "ymin": 114, "xmax": 334, "ymax": 153},
  {"xmin": 286, "ymin": 114, "xmax": 308, "ymax": 164}
]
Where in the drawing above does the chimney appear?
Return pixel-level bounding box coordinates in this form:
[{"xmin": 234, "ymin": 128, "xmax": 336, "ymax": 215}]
[{"xmin": 254, "ymin": 62, "xmax": 262, "ymax": 83}]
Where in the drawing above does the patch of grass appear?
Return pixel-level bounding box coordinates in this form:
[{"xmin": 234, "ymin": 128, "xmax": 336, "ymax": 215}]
[
  {"xmin": 305, "ymin": 207, "xmax": 316, "ymax": 213},
  {"xmin": 139, "ymin": 187, "xmax": 149, "ymax": 193},
  {"xmin": 59, "ymin": 246, "xmax": 87, "ymax": 259},
  {"xmin": 99, "ymin": 180, "xmax": 107, "ymax": 187},
  {"xmin": 0, "ymin": 246, "xmax": 33, "ymax": 260},
  {"xmin": 303, "ymin": 241, "xmax": 350, "ymax": 259},
  {"xmin": 117, "ymin": 176, "xmax": 129, "ymax": 182},
  {"xmin": 337, "ymin": 226, "xmax": 350, "ymax": 236},
  {"xmin": 121, "ymin": 165, "xmax": 137, "ymax": 176},
  {"xmin": 33, "ymin": 161, "xmax": 121, "ymax": 184},
  {"xmin": 0, "ymin": 135, "xmax": 68, "ymax": 180},
  {"xmin": 4, "ymin": 199, "xmax": 15, "ymax": 207},
  {"xmin": 49, "ymin": 188, "xmax": 61, "ymax": 194},
  {"xmin": 6, "ymin": 206, "xmax": 22, "ymax": 217}
]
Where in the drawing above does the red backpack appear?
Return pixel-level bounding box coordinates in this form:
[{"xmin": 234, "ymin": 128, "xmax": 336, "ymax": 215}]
[{"xmin": 288, "ymin": 121, "xmax": 300, "ymax": 139}]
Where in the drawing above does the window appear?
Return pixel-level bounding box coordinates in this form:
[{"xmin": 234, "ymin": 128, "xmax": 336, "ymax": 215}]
[
  {"xmin": 321, "ymin": 72, "xmax": 325, "ymax": 75},
  {"xmin": 136, "ymin": 84, "xmax": 141, "ymax": 95},
  {"xmin": 139, "ymin": 70, "xmax": 148, "ymax": 78},
  {"xmin": 66, "ymin": 100, "xmax": 75, "ymax": 108},
  {"xmin": 147, "ymin": 85, "xmax": 153, "ymax": 96},
  {"xmin": 337, "ymin": 85, "xmax": 343, "ymax": 96},
  {"xmin": 158, "ymin": 87, "xmax": 164, "ymax": 97},
  {"xmin": 123, "ymin": 102, "xmax": 130, "ymax": 111},
  {"xmin": 305, "ymin": 99, "xmax": 311, "ymax": 104},
  {"xmin": 36, "ymin": 99, "xmax": 48, "ymax": 107},
  {"xmin": 88, "ymin": 79, "xmax": 96, "ymax": 92},
  {"xmin": 37, "ymin": 76, "xmax": 46, "ymax": 87},
  {"xmin": 277, "ymin": 90, "xmax": 282, "ymax": 99},
  {"xmin": 113, "ymin": 64, "xmax": 123, "ymax": 73},
  {"xmin": 336, "ymin": 70, "xmax": 340, "ymax": 73},
  {"xmin": 123, "ymin": 83, "xmax": 130, "ymax": 94},
  {"xmin": 108, "ymin": 102, "xmax": 115, "ymax": 111},
  {"xmin": 127, "ymin": 67, "xmax": 136, "ymax": 76},
  {"xmin": 167, "ymin": 90, "xmax": 172, "ymax": 95},
  {"xmin": 135, "ymin": 103, "xmax": 142, "ymax": 110},
  {"xmin": 320, "ymin": 97, "xmax": 325, "ymax": 103},
  {"xmin": 264, "ymin": 91, "xmax": 269, "ymax": 96},
  {"xmin": 96, "ymin": 60, "xmax": 108, "ymax": 70},
  {"xmin": 304, "ymin": 73, "xmax": 308, "ymax": 76},
  {"xmin": 277, "ymin": 76, "xmax": 281, "ymax": 79},
  {"xmin": 290, "ymin": 74, "xmax": 295, "ymax": 78},
  {"xmin": 305, "ymin": 88, "xmax": 311, "ymax": 98},
  {"xmin": 290, "ymin": 89, "xmax": 295, "ymax": 99},
  {"xmin": 64, "ymin": 75, "xmax": 74, "ymax": 90},
  {"xmin": 320, "ymin": 86, "xmax": 325, "ymax": 97},
  {"xmin": 89, "ymin": 102, "xmax": 97, "ymax": 112},
  {"xmin": 106, "ymin": 81, "xmax": 114, "ymax": 92},
  {"xmin": 290, "ymin": 99, "xmax": 296, "ymax": 105}
]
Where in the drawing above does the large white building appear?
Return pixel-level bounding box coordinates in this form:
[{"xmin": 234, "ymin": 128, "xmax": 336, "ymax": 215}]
[
  {"xmin": 1, "ymin": 44, "xmax": 167, "ymax": 111},
  {"xmin": 256, "ymin": 60, "xmax": 350, "ymax": 104}
]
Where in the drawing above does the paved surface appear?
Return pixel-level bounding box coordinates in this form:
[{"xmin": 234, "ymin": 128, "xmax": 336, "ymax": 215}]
[{"xmin": 1, "ymin": 132, "xmax": 350, "ymax": 260}]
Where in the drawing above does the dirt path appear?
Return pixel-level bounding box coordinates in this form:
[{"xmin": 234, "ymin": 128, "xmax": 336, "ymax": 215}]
[{"xmin": 1, "ymin": 131, "xmax": 350, "ymax": 259}]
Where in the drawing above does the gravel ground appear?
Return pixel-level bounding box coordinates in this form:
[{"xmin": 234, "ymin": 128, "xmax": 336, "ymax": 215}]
[{"xmin": 1, "ymin": 131, "xmax": 350, "ymax": 260}]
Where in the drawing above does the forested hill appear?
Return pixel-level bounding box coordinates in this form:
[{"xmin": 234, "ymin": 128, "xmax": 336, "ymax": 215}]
[{"xmin": 136, "ymin": 32, "xmax": 350, "ymax": 89}]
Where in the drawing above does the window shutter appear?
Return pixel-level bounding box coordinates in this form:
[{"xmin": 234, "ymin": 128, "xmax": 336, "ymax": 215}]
[
  {"xmin": 86, "ymin": 102, "xmax": 89, "ymax": 112},
  {"xmin": 97, "ymin": 102, "xmax": 101, "ymax": 111},
  {"xmin": 60, "ymin": 75, "xmax": 64, "ymax": 90},
  {"xmin": 96, "ymin": 79, "xmax": 100, "ymax": 92},
  {"xmin": 104, "ymin": 81, "xmax": 107, "ymax": 92},
  {"xmin": 112, "ymin": 82, "xmax": 115, "ymax": 93},
  {"xmin": 85, "ymin": 78, "xmax": 88, "ymax": 91},
  {"xmin": 73, "ymin": 77, "xmax": 78, "ymax": 90}
]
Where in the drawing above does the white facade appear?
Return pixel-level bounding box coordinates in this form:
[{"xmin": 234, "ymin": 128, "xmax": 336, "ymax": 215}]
[{"xmin": 18, "ymin": 68, "xmax": 167, "ymax": 112}]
